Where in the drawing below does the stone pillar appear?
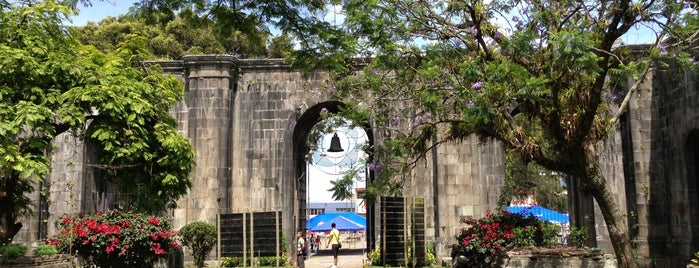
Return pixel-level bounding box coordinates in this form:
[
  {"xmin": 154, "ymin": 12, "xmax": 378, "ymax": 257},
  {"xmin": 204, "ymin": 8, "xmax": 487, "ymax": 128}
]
[{"xmin": 175, "ymin": 55, "xmax": 237, "ymax": 227}]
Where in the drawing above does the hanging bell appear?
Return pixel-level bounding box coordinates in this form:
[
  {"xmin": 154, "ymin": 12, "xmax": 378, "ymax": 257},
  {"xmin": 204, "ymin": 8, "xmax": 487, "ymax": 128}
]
[{"xmin": 327, "ymin": 132, "xmax": 344, "ymax": 152}]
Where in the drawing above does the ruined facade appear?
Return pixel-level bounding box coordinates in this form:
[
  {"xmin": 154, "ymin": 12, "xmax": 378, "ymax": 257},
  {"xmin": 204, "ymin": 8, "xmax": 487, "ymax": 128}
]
[{"xmin": 12, "ymin": 52, "xmax": 699, "ymax": 263}]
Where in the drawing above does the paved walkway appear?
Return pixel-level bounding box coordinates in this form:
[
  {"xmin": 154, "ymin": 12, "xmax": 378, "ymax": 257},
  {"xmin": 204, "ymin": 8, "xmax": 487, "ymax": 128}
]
[{"xmin": 303, "ymin": 248, "xmax": 368, "ymax": 268}]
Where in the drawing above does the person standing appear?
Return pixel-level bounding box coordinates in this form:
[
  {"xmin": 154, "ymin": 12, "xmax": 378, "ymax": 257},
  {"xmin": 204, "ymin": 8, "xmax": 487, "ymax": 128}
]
[
  {"xmin": 296, "ymin": 231, "xmax": 306, "ymax": 268},
  {"xmin": 325, "ymin": 223, "xmax": 340, "ymax": 268},
  {"xmin": 314, "ymin": 235, "xmax": 321, "ymax": 253}
]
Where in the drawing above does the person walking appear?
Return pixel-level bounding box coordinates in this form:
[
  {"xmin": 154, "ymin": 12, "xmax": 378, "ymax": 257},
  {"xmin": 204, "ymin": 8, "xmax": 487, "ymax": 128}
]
[
  {"xmin": 325, "ymin": 223, "xmax": 340, "ymax": 268},
  {"xmin": 296, "ymin": 231, "xmax": 306, "ymax": 268}
]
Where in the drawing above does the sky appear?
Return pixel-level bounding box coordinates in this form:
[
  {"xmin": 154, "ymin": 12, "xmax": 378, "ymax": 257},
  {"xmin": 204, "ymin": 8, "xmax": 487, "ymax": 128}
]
[{"xmin": 70, "ymin": 2, "xmax": 133, "ymax": 26}]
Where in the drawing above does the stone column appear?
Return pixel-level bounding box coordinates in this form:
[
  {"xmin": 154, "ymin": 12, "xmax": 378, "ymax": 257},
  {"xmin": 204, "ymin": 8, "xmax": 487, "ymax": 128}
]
[{"xmin": 175, "ymin": 55, "xmax": 237, "ymax": 226}]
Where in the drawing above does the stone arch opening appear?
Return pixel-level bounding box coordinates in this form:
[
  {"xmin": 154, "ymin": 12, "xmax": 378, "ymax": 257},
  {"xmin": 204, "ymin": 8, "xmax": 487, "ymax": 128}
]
[
  {"xmin": 686, "ymin": 129, "xmax": 699, "ymax": 251},
  {"xmin": 292, "ymin": 101, "xmax": 375, "ymax": 249}
]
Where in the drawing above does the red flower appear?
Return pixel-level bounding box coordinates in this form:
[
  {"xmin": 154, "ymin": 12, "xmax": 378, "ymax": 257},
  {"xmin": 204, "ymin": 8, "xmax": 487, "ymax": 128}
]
[
  {"xmin": 148, "ymin": 218, "xmax": 159, "ymax": 226},
  {"xmin": 149, "ymin": 244, "xmax": 167, "ymax": 255},
  {"xmin": 77, "ymin": 229, "xmax": 88, "ymax": 238}
]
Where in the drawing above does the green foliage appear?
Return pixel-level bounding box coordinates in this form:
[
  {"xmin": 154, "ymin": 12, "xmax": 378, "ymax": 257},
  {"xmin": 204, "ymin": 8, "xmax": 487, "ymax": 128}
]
[
  {"xmin": 219, "ymin": 257, "xmax": 246, "ymax": 267},
  {"xmin": 500, "ymin": 151, "xmax": 568, "ymax": 213},
  {"xmin": 569, "ymin": 226, "xmax": 588, "ymax": 248},
  {"xmin": 691, "ymin": 251, "xmax": 699, "ymax": 265},
  {"xmin": 368, "ymin": 247, "xmax": 381, "ymax": 266},
  {"xmin": 511, "ymin": 226, "xmax": 536, "ymax": 248},
  {"xmin": 219, "ymin": 254, "xmax": 288, "ymax": 267},
  {"xmin": 179, "ymin": 221, "xmax": 217, "ymax": 268},
  {"xmin": 0, "ymin": 243, "xmax": 27, "ymax": 259},
  {"xmin": 0, "ymin": 1, "xmax": 196, "ymax": 244},
  {"xmin": 454, "ymin": 211, "xmax": 560, "ymax": 266},
  {"xmin": 76, "ymin": 1, "xmax": 329, "ymax": 59},
  {"xmin": 48, "ymin": 210, "xmax": 180, "ymax": 268},
  {"xmin": 32, "ymin": 244, "xmax": 58, "ymax": 256},
  {"xmin": 258, "ymin": 255, "xmax": 286, "ymax": 266},
  {"xmin": 426, "ymin": 244, "xmax": 436, "ymax": 266}
]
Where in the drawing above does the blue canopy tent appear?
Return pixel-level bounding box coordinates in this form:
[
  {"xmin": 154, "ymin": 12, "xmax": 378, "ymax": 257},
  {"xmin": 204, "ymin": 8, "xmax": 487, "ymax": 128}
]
[
  {"xmin": 507, "ymin": 205, "xmax": 569, "ymax": 224},
  {"xmin": 306, "ymin": 212, "xmax": 366, "ymax": 230},
  {"xmin": 310, "ymin": 215, "xmax": 365, "ymax": 232}
]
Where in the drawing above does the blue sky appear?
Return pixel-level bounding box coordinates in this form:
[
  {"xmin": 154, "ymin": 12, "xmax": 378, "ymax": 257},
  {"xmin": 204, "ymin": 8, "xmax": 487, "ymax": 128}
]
[{"xmin": 70, "ymin": 2, "xmax": 133, "ymax": 26}]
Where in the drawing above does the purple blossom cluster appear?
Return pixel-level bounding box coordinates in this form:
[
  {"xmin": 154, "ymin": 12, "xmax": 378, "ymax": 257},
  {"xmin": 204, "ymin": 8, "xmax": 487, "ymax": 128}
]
[{"xmin": 471, "ymin": 81, "xmax": 484, "ymax": 90}]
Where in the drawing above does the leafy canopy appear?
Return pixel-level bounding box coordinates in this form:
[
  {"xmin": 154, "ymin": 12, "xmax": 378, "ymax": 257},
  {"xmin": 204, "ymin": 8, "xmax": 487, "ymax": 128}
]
[{"xmin": 0, "ymin": 0, "xmax": 195, "ymax": 244}]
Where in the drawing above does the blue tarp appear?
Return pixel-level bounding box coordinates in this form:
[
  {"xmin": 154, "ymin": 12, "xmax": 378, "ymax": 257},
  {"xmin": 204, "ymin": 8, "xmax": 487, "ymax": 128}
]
[
  {"xmin": 310, "ymin": 215, "xmax": 365, "ymax": 232},
  {"xmin": 507, "ymin": 205, "xmax": 570, "ymax": 224},
  {"xmin": 306, "ymin": 212, "xmax": 366, "ymax": 230}
]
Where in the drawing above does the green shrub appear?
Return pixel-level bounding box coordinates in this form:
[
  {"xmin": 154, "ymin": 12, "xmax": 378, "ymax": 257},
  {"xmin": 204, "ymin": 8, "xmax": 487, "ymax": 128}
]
[
  {"xmin": 426, "ymin": 244, "xmax": 436, "ymax": 265},
  {"xmin": 569, "ymin": 226, "xmax": 588, "ymax": 248},
  {"xmin": 539, "ymin": 223, "xmax": 561, "ymax": 247},
  {"xmin": 180, "ymin": 221, "xmax": 217, "ymax": 268},
  {"xmin": 0, "ymin": 243, "xmax": 27, "ymax": 259},
  {"xmin": 512, "ymin": 226, "xmax": 536, "ymax": 248},
  {"xmin": 220, "ymin": 256, "xmax": 251, "ymax": 267},
  {"xmin": 368, "ymin": 247, "xmax": 381, "ymax": 266},
  {"xmin": 33, "ymin": 244, "xmax": 58, "ymax": 256}
]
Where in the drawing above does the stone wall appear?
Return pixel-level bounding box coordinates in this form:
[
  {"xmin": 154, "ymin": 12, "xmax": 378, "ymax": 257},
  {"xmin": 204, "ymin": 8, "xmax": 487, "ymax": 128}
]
[{"xmin": 13, "ymin": 52, "xmax": 698, "ymax": 264}]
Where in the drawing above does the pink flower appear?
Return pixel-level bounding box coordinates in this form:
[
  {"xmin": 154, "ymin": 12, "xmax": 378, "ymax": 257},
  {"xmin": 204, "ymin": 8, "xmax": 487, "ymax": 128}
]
[{"xmin": 148, "ymin": 218, "xmax": 160, "ymax": 226}]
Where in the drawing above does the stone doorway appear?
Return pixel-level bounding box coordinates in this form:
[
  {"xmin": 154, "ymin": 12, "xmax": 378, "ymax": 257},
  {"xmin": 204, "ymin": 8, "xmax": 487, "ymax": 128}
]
[{"xmin": 292, "ymin": 101, "xmax": 375, "ymax": 251}]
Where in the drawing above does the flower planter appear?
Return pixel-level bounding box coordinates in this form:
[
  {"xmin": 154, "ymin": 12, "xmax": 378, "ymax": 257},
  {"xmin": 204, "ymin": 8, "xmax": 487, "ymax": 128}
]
[
  {"xmin": 494, "ymin": 247, "xmax": 616, "ymax": 268},
  {"xmin": 0, "ymin": 254, "xmax": 77, "ymax": 268}
]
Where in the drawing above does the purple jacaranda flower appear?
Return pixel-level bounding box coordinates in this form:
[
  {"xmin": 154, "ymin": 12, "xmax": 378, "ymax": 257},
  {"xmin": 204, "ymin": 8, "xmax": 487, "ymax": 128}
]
[
  {"xmin": 466, "ymin": 100, "xmax": 475, "ymax": 108},
  {"xmin": 424, "ymin": 113, "xmax": 433, "ymax": 120},
  {"xmin": 320, "ymin": 107, "xmax": 329, "ymax": 114},
  {"xmin": 412, "ymin": 114, "xmax": 424, "ymax": 124},
  {"xmin": 368, "ymin": 162, "xmax": 376, "ymax": 171},
  {"xmin": 471, "ymin": 81, "xmax": 484, "ymax": 90},
  {"xmin": 453, "ymin": 38, "xmax": 463, "ymax": 47},
  {"xmin": 389, "ymin": 116, "xmax": 399, "ymax": 127},
  {"xmin": 604, "ymin": 93, "xmax": 617, "ymax": 102},
  {"xmin": 328, "ymin": 83, "xmax": 336, "ymax": 90},
  {"xmin": 493, "ymin": 32, "xmax": 501, "ymax": 41},
  {"xmin": 371, "ymin": 68, "xmax": 379, "ymax": 74},
  {"xmin": 467, "ymin": 26, "xmax": 478, "ymax": 37},
  {"xmin": 657, "ymin": 44, "xmax": 668, "ymax": 56},
  {"xmin": 368, "ymin": 158, "xmax": 381, "ymax": 173}
]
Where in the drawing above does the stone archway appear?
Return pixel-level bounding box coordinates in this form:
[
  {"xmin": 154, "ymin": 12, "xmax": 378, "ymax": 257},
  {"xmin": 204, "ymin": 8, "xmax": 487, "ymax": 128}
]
[
  {"xmin": 686, "ymin": 129, "xmax": 699, "ymax": 252},
  {"xmin": 292, "ymin": 101, "xmax": 376, "ymax": 250}
]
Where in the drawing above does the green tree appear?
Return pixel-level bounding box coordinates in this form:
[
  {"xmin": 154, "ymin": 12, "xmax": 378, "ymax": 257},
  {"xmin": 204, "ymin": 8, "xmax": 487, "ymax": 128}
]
[
  {"xmin": 180, "ymin": 221, "xmax": 217, "ymax": 268},
  {"xmin": 0, "ymin": 0, "xmax": 194, "ymax": 244},
  {"xmin": 501, "ymin": 151, "xmax": 568, "ymax": 213},
  {"xmin": 289, "ymin": 1, "xmax": 698, "ymax": 268}
]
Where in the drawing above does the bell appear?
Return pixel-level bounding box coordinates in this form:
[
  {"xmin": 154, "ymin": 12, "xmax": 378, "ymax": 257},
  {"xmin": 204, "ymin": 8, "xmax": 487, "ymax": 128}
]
[{"xmin": 327, "ymin": 133, "xmax": 344, "ymax": 152}]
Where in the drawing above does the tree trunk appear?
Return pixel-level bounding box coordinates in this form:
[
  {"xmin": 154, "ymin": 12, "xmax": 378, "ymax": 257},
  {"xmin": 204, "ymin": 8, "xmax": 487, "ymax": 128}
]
[{"xmin": 583, "ymin": 156, "xmax": 637, "ymax": 268}]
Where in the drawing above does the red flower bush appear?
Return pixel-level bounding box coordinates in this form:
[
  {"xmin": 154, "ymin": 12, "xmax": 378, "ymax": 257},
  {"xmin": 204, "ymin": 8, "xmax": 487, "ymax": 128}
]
[
  {"xmin": 453, "ymin": 211, "xmax": 558, "ymax": 267},
  {"xmin": 48, "ymin": 210, "xmax": 180, "ymax": 268}
]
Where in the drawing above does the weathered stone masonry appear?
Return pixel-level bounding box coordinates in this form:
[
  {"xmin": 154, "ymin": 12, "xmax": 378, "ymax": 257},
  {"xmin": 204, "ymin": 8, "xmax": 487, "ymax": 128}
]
[{"xmin": 13, "ymin": 51, "xmax": 699, "ymax": 263}]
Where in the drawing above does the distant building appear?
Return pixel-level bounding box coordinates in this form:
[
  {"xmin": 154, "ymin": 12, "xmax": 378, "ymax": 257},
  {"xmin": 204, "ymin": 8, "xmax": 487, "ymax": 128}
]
[{"xmin": 307, "ymin": 202, "xmax": 356, "ymax": 218}]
